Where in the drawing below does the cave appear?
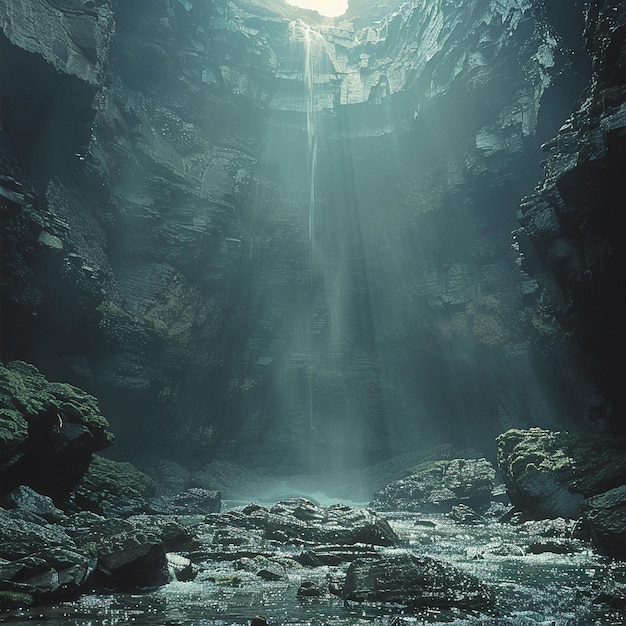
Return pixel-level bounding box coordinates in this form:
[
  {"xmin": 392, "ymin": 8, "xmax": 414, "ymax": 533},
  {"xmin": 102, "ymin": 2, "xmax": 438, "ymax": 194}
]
[{"xmin": 1, "ymin": 0, "xmax": 626, "ymax": 622}]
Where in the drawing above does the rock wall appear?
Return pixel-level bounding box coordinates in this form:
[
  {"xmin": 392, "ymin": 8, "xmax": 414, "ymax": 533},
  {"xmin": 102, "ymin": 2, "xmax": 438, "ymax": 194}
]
[
  {"xmin": 1, "ymin": 0, "xmax": 620, "ymax": 471},
  {"xmin": 517, "ymin": 0, "xmax": 626, "ymax": 434}
]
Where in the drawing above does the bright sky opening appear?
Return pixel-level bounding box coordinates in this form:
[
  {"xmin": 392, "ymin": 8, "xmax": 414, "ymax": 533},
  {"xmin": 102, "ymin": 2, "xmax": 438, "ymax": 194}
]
[{"xmin": 287, "ymin": 0, "xmax": 348, "ymax": 17}]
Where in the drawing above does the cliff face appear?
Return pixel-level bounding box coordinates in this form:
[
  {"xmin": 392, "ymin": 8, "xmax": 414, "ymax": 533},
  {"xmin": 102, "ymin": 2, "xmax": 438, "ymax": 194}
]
[
  {"xmin": 0, "ymin": 0, "xmax": 620, "ymax": 470},
  {"xmin": 517, "ymin": 0, "xmax": 626, "ymax": 433}
]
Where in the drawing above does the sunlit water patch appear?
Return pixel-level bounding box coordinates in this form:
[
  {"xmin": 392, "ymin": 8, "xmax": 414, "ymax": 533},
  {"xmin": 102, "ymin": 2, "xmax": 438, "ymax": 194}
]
[{"xmin": 2, "ymin": 512, "xmax": 625, "ymax": 626}]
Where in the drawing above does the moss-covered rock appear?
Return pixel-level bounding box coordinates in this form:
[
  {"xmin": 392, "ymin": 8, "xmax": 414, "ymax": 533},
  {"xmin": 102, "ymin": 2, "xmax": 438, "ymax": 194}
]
[
  {"xmin": 74, "ymin": 455, "xmax": 156, "ymax": 517},
  {"xmin": 0, "ymin": 361, "xmax": 114, "ymax": 501},
  {"xmin": 0, "ymin": 361, "xmax": 112, "ymax": 439},
  {"xmin": 0, "ymin": 407, "xmax": 28, "ymax": 449},
  {"xmin": 0, "ymin": 590, "xmax": 34, "ymax": 609},
  {"xmin": 497, "ymin": 428, "xmax": 626, "ymax": 519},
  {"xmin": 369, "ymin": 458, "xmax": 496, "ymax": 513}
]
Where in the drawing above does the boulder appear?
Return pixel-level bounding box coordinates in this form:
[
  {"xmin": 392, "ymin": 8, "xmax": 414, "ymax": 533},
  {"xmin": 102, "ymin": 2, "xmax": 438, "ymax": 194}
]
[
  {"xmin": 0, "ymin": 361, "xmax": 114, "ymax": 503},
  {"xmin": 0, "ymin": 508, "xmax": 77, "ymax": 561},
  {"xmin": 0, "ymin": 547, "xmax": 97, "ymax": 602},
  {"xmin": 582, "ymin": 485, "xmax": 626, "ymax": 561},
  {"xmin": 341, "ymin": 553, "xmax": 494, "ymax": 609},
  {"xmin": 95, "ymin": 529, "xmax": 169, "ymax": 590},
  {"xmin": 449, "ymin": 503, "xmax": 482, "ymax": 525},
  {"xmin": 370, "ymin": 458, "xmax": 495, "ymax": 513},
  {"xmin": 127, "ymin": 514, "xmax": 200, "ymax": 552},
  {"xmin": 74, "ymin": 455, "xmax": 156, "ymax": 517},
  {"xmin": 298, "ymin": 544, "xmax": 378, "ymax": 566},
  {"xmin": 526, "ymin": 539, "xmax": 579, "ymax": 555},
  {"xmin": 167, "ymin": 487, "xmax": 221, "ymax": 515},
  {"xmin": 3, "ymin": 486, "xmax": 66, "ymax": 522},
  {"xmin": 297, "ymin": 580, "xmax": 326, "ymax": 597},
  {"xmin": 61, "ymin": 511, "xmax": 175, "ymax": 590},
  {"xmin": 0, "ymin": 508, "xmax": 96, "ymax": 603},
  {"xmin": 198, "ymin": 499, "xmax": 399, "ymax": 564},
  {"xmin": 259, "ymin": 499, "xmax": 400, "ymax": 546},
  {"xmin": 496, "ymin": 428, "xmax": 626, "ymax": 519}
]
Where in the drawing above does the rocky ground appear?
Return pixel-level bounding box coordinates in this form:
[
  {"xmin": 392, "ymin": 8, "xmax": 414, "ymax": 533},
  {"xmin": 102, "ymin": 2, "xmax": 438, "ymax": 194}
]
[{"xmin": 1, "ymin": 366, "xmax": 625, "ymax": 621}]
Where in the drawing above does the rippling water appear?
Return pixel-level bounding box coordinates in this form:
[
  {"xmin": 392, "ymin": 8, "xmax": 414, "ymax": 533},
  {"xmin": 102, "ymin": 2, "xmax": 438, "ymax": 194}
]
[{"xmin": 2, "ymin": 512, "xmax": 625, "ymax": 626}]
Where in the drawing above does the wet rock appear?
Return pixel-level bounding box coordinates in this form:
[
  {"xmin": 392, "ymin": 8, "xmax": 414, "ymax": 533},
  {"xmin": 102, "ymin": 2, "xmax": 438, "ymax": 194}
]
[
  {"xmin": 74, "ymin": 455, "xmax": 156, "ymax": 517},
  {"xmin": 95, "ymin": 529, "xmax": 169, "ymax": 591},
  {"xmin": 208, "ymin": 498, "xmax": 392, "ymax": 547},
  {"xmin": 0, "ymin": 509, "xmax": 96, "ymax": 603},
  {"xmin": 168, "ymin": 487, "xmax": 221, "ymax": 515},
  {"xmin": 256, "ymin": 565, "xmax": 285, "ymax": 581},
  {"xmin": 484, "ymin": 502, "xmax": 512, "ymax": 520},
  {"xmin": 198, "ymin": 499, "xmax": 399, "ymax": 565},
  {"xmin": 297, "ymin": 580, "xmax": 326, "ymax": 597},
  {"xmin": 62, "ymin": 511, "xmax": 187, "ymax": 588},
  {"xmin": 370, "ymin": 458, "xmax": 495, "ymax": 513},
  {"xmin": 496, "ymin": 428, "xmax": 626, "ymax": 519},
  {"xmin": 520, "ymin": 517, "xmax": 582, "ymax": 539},
  {"xmin": 3, "ymin": 486, "xmax": 66, "ymax": 523},
  {"xmin": 297, "ymin": 544, "xmax": 378, "ymax": 566},
  {"xmin": 478, "ymin": 543, "xmax": 526, "ymax": 558},
  {"xmin": 593, "ymin": 589, "xmax": 626, "ymax": 610},
  {"xmin": 0, "ymin": 508, "xmax": 77, "ymax": 561},
  {"xmin": 448, "ymin": 504, "xmax": 482, "ymax": 525},
  {"xmin": 166, "ymin": 552, "xmax": 197, "ymax": 582},
  {"xmin": 62, "ymin": 511, "xmax": 132, "ymax": 547},
  {"xmin": 0, "ymin": 547, "xmax": 97, "ymax": 604},
  {"xmin": 341, "ymin": 552, "xmax": 494, "ymax": 609},
  {"xmin": 582, "ymin": 485, "xmax": 626, "ymax": 561},
  {"xmin": 491, "ymin": 483, "xmax": 510, "ymax": 505},
  {"xmin": 0, "ymin": 362, "xmax": 114, "ymax": 503},
  {"xmin": 232, "ymin": 554, "xmax": 286, "ymax": 581},
  {"xmin": 127, "ymin": 514, "xmax": 200, "ymax": 552},
  {"xmin": 262, "ymin": 499, "xmax": 400, "ymax": 546}
]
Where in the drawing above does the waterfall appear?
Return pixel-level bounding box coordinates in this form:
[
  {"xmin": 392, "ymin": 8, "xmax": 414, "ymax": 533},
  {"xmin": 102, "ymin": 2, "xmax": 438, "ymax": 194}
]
[
  {"xmin": 289, "ymin": 19, "xmax": 325, "ymax": 440},
  {"xmin": 290, "ymin": 19, "xmax": 320, "ymax": 265}
]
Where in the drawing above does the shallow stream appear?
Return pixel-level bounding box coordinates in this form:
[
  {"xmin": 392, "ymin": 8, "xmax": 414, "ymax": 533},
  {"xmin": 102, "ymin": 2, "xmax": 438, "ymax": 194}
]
[{"xmin": 2, "ymin": 509, "xmax": 625, "ymax": 626}]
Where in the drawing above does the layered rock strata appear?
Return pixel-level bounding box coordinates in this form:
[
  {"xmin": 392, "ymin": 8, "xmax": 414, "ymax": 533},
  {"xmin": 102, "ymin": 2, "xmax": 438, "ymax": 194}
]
[
  {"xmin": 516, "ymin": 0, "xmax": 626, "ymax": 433},
  {"xmin": 1, "ymin": 0, "xmax": 620, "ymax": 470}
]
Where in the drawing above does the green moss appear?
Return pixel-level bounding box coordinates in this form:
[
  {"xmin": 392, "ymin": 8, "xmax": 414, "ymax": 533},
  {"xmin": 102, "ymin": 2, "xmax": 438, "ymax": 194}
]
[
  {"xmin": 0, "ymin": 407, "xmax": 28, "ymax": 446},
  {"xmin": 497, "ymin": 428, "xmax": 575, "ymax": 487},
  {"xmin": 0, "ymin": 361, "xmax": 48, "ymax": 416},
  {"xmin": 84, "ymin": 455, "xmax": 156, "ymax": 499},
  {"xmin": 0, "ymin": 361, "xmax": 113, "ymax": 446},
  {"xmin": 467, "ymin": 295, "xmax": 510, "ymax": 347},
  {"xmin": 0, "ymin": 591, "xmax": 34, "ymax": 609}
]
